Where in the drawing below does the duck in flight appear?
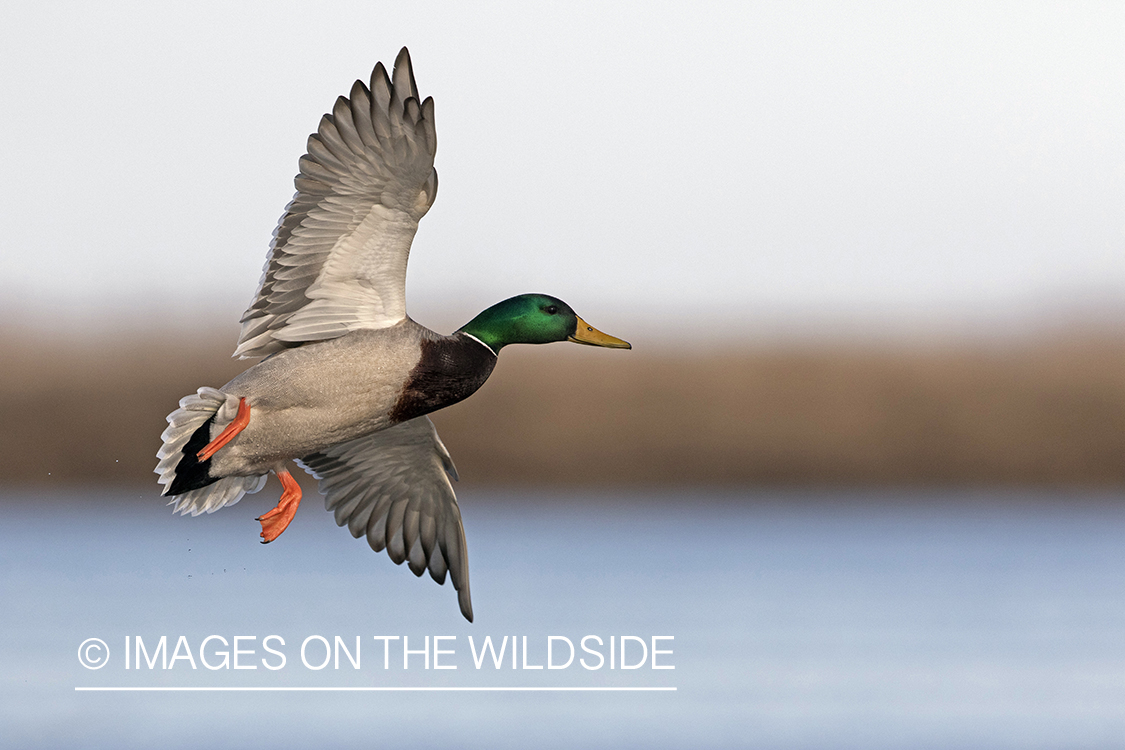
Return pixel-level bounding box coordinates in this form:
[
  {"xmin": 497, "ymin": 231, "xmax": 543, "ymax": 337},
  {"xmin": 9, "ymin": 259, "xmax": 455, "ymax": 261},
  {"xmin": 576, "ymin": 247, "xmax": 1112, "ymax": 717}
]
[{"xmin": 155, "ymin": 48, "xmax": 630, "ymax": 622}]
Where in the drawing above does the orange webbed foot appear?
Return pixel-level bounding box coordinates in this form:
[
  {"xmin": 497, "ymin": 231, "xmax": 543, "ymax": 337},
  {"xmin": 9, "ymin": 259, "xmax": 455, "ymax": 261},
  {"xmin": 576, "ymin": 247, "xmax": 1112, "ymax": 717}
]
[
  {"xmin": 198, "ymin": 397, "xmax": 250, "ymax": 462},
  {"xmin": 257, "ymin": 469, "xmax": 302, "ymax": 544}
]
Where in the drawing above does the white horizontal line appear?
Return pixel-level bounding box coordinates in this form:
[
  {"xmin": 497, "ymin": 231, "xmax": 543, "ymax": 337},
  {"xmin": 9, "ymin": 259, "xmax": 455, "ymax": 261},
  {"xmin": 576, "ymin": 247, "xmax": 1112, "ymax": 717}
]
[{"xmin": 75, "ymin": 686, "xmax": 676, "ymax": 692}]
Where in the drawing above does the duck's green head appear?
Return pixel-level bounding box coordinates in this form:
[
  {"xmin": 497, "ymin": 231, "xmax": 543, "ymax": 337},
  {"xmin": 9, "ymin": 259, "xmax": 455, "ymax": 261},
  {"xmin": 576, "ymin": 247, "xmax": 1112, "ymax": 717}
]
[{"xmin": 458, "ymin": 294, "xmax": 631, "ymax": 353}]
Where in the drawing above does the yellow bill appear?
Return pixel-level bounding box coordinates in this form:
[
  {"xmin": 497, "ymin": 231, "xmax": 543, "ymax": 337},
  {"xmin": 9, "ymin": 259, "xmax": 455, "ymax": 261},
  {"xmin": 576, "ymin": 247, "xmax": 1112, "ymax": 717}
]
[{"xmin": 568, "ymin": 316, "xmax": 632, "ymax": 349}]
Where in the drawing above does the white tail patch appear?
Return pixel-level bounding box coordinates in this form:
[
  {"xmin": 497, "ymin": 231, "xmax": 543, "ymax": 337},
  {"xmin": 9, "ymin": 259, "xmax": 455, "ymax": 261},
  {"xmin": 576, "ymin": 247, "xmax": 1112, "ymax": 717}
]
[
  {"xmin": 165, "ymin": 474, "xmax": 268, "ymax": 516},
  {"xmin": 155, "ymin": 387, "xmax": 267, "ymax": 515}
]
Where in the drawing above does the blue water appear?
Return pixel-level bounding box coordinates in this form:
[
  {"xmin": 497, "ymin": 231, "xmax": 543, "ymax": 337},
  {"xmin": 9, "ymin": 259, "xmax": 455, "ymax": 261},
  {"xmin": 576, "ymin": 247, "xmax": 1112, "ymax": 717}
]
[{"xmin": 2, "ymin": 488, "xmax": 1123, "ymax": 748}]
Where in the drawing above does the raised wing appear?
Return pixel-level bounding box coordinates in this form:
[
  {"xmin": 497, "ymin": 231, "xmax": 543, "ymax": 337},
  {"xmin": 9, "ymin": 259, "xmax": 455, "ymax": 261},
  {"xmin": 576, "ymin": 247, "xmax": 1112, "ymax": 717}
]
[
  {"xmin": 235, "ymin": 48, "xmax": 439, "ymax": 359},
  {"xmin": 297, "ymin": 417, "xmax": 473, "ymax": 622}
]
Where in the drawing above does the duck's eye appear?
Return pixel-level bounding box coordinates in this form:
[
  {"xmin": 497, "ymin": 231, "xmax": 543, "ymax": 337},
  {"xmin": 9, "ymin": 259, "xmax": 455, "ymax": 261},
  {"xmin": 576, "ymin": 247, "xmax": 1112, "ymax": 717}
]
[{"xmin": 545, "ymin": 305, "xmax": 559, "ymax": 315}]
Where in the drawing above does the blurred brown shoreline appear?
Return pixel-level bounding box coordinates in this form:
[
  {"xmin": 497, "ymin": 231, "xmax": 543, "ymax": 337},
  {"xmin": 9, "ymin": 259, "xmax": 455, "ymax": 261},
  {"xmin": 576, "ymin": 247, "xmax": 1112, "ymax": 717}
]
[{"xmin": 4, "ymin": 327, "xmax": 1125, "ymax": 492}]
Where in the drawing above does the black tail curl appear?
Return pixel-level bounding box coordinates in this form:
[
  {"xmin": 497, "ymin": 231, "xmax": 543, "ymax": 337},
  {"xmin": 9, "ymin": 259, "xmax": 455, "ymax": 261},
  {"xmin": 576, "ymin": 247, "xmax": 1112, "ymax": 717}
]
[{"xmin": 165, "ymin": 415, "xmax": 220, "ymax": 496}]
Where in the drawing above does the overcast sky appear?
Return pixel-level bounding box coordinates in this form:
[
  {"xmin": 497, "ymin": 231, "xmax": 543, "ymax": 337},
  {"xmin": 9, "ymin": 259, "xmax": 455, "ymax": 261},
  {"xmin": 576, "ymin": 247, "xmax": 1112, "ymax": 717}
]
[{"xmin": 1, "ymin": 2, "xmax": 1121, "ymax": 339}]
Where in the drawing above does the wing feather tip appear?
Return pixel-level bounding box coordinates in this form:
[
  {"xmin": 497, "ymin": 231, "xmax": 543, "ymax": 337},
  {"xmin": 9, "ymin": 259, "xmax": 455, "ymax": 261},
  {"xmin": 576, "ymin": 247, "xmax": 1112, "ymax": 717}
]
[{"xmin": 458, "ymin": 590, "xmax": 474, "ymax": 623}]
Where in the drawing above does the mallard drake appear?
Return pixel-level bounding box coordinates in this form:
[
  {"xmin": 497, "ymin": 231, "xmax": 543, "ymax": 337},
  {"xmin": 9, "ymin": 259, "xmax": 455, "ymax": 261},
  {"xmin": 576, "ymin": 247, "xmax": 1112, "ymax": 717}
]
[{"xmin": 154, "ymin": 49, "xmax": 629, "ymax": 622}]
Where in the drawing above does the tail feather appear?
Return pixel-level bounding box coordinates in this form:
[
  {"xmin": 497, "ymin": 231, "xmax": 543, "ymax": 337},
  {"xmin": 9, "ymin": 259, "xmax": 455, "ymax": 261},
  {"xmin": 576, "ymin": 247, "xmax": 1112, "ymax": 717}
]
[
  {"xmin": 165, "ymin": 412, "xmax": 218, "ymax": 496},
  {"xmin": 156, "ymin": 387, "xmax": 266, "ymax": 516}
]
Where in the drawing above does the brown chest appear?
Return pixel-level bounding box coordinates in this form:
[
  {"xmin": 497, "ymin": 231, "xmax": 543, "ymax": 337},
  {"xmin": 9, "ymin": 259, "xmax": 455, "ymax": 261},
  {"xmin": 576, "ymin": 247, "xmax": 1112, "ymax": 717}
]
[{"xmin": 390, "ymin": 334, "xmax": 497, "ymax": 423}]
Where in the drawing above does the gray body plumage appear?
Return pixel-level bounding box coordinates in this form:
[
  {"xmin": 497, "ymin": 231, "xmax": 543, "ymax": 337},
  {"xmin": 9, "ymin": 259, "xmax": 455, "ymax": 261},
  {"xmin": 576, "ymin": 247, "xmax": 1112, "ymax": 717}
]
[{"xmin": 213, "ymin": 321, "xmax": 429, "ymax": 475}]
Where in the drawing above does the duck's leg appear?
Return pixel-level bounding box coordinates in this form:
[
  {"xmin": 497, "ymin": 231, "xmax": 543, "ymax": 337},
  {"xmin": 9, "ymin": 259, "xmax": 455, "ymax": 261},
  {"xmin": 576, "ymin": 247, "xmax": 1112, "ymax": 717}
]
[
  {"xmin": 197, "ymin": 397, "xmax": 250, "ymax": 461},
  {"xmin": 257, "ymin": 469, "xmax": 302, "ymax": 544}
]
